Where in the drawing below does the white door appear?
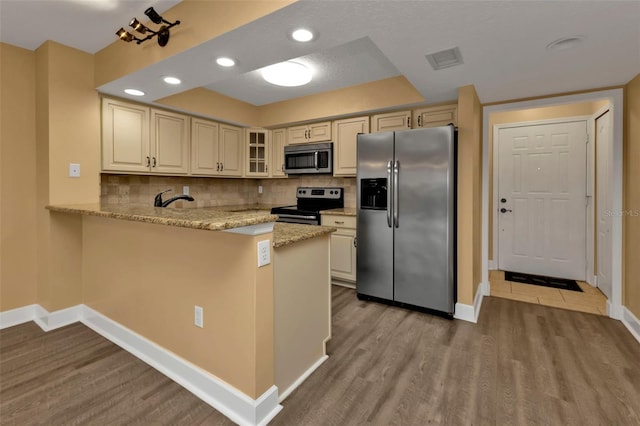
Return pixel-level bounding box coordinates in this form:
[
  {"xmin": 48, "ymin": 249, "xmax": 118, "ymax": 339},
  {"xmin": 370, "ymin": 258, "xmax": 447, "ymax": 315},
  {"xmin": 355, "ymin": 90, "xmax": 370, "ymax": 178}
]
[
  {"xmin": 596, "ymin": 111, "xmax": 613, "ymax": 298},
  {"xmin": 497, "ymin": 121, "xmax": 587, "ymax": 280}
]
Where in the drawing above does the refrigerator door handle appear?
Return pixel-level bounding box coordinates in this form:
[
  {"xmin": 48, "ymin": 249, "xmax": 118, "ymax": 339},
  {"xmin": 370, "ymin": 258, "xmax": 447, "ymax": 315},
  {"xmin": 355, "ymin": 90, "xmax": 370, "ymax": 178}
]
[
  {"xmin": 386, "ymin": 160, "xmax": 393, "ymax": 227},
  {"xmin": 393, "ymin": 160, "xmax": 400, "ymax": 228}
]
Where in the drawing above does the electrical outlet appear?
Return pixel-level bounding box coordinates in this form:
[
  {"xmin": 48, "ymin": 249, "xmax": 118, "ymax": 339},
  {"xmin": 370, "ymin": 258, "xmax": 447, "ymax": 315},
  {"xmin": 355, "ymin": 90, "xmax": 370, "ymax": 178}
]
[
  {"xmin": 69, "ymin": 163, "xmax": 80, "ymax": 178},
  {"xmin": 257, "ymin": 240, "xmax": 271, "ymax": 267},
  {"xmin": 194, "ymin": 305, "xmax": 203, "ymax": 328},
  {"xmin": 258, "ymin": 185, "xmax": 263, "ymax": 194},
  {"xmin": 183, "ymin": 185, "xmax": 190, "ymax": 196}
]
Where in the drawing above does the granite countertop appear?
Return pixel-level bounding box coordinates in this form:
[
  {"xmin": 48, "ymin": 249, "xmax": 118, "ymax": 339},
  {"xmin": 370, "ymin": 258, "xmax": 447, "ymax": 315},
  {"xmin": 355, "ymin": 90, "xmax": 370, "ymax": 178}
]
[
  {"xmin": 46, "ymin": 203, "xmax": 278, "ymax": 232},
  {"xmin": 321, "ymin": 208, "xmax": 357, "ymax": 217},
  {"xmin": 46, "ymin": 203, "xmax": 335, "ymax": 246},
  {"xmin": 273, "ymin": 223, "xmax": 336, "ymax": 248}
]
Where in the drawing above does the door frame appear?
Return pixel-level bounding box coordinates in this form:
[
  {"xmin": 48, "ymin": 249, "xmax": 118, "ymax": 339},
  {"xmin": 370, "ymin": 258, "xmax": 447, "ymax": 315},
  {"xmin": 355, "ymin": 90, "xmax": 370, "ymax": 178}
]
[
  {"xmin": 482, "ymin": 88, "xmax": 624, "ymax": 319},
  {"xmin": 492, "ymin": 117, "xmax": 592, "ymax": 282}
]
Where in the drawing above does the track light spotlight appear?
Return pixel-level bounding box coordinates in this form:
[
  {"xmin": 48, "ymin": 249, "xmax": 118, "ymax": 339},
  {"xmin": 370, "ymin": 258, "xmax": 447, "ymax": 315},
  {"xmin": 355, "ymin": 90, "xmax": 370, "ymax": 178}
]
[
  {"xmin": 116, "ymin": 8, "xmax": 180, "ymax": 47},
  {"xmin": 129, "ymin": 18, "xmax": 150, "ymax": 35},
  {"xmin": 144, "ymin": 7, "xmax": 165, "ymax": 25},
  {"xmin": 116, "ymin": 28, "xmax": 141, "ymax": 43}
]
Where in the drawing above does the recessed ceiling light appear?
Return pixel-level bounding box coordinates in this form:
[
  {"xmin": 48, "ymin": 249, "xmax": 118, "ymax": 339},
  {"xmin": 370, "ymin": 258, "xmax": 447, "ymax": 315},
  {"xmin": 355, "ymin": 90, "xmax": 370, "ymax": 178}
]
[
  {"xmin": 292, "ymin": 28, "xmax": 314, "ymax": 42},
  {"xmin": 216, "ymin": 57, "xmax": 235, "ymax": 67},
  {"xmin": 124, "ymin": 89, "xmax": 145, "ymax": 96},
  {"xmin": 163, "ymin": 76, "xmax": 181, "ymax": 85},
  {"xmin": 261, "ymin": 61, "xmax": 312, "ymax": 87},
  {"xmin": 546, "ymin": 36, "xmax": 585, "ymax": 51}
]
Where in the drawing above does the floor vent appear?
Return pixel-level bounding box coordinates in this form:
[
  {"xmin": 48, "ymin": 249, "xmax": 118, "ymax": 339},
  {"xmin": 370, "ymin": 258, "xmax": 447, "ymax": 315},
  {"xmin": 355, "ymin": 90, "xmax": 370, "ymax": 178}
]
[{"xmin": 425, "ymin": 47, "xmax": 463, "ymax": 70}]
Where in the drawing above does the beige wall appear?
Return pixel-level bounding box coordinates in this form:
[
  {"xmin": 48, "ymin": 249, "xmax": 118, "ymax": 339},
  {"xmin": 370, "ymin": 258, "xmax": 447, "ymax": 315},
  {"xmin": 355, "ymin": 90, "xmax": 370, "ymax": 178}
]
[
  {"xmin": 624, "ymin": 74, "xmax": 640, "ymax": 318},
  {"xmin": 156, "ymin": 87, "xmax": 259, "ymax": 127},
  {"xmin": 94, "ymin": 0, "xmax": 295, "ymax": 87},
  {"xmin": 0, "ymin": 44, "xmax": 38, "ymax": 311},
  {"xmin": 457, "ymin": 85, "xmax": 483, "ymax": 305},
  {"xmin": 487, "ymin": 101, "xmax": 610, "ymax": 261},
  {"xmin": 34, "ymin": 42, "xmax": 101, "ymax": 312},
  {"xmin": 157, "ymin": 76, "xmax": 424, "ymax": 128},
  {"xmin": 82, "ymin": 216, "xmax": 274, "ymax": 399},
  {"xmin": 258, "ymin": 76, "xmax": 424, "ymax": 128}
]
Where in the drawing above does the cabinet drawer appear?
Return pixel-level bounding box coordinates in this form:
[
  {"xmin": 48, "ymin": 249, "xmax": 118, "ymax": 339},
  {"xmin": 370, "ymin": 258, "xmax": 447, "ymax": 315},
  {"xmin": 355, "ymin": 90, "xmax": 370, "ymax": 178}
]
[{"xmin": 322, "ymin": 214, "xmax": 356, "ymax": 229}]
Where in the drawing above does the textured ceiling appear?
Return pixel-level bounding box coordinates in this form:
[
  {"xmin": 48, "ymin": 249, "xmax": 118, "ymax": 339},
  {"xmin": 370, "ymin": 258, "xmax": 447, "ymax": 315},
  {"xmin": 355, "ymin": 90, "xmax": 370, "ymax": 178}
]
[{"xmin": 1, "ymin": 1, "xmax": 639, "ymax": 107}]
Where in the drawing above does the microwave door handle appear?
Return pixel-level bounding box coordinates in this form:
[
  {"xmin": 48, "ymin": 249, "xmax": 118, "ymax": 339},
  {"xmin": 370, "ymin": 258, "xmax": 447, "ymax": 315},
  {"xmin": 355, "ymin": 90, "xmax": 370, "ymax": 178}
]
[
  {"xmin": 386, "ymin": 160, "xmax": 393, "ymax": 228},
  {"xmin": 394, "ymin": 160, "xmax": 399, "ymax": 228},
  {"xmin": 314, "ymin": 151, "xmax": 319, "ymax": 170}
]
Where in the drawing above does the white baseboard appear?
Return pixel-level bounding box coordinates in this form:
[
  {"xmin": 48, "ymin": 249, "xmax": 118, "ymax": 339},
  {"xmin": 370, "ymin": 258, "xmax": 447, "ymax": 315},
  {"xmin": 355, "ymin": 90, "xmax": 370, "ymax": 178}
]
[
  {"xmin": 278, "ymin": 355, "xmax": 328, "ymax": 403},
  {"xmin": 33, "ymin": 304, "xmax": 84, "ymax": 332},
  {"xmin": 454, "ymin": 281, "xmax": 487, "ymax": 323},
  {"xmin": 0, "ymin": 304, "xmax": 38, "ymax": 329},
  {"xmin": 331, "ymin": 280, "xmax": 355, "ymax": 289},
  {"xmin": 621, "ymin": 306, "xmax": 640, "ymax": 345},
  {"xmin": 1, "ymin": 304, "xmax": 282, "ymax": 426}
]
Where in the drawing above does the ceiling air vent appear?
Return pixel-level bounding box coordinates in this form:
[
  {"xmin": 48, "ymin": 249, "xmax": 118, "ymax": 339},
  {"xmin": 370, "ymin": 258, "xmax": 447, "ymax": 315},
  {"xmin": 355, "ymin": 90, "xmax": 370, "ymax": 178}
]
[{"xmin": 425, "ymin": 47, "xmax": 463, "ymax": 70}]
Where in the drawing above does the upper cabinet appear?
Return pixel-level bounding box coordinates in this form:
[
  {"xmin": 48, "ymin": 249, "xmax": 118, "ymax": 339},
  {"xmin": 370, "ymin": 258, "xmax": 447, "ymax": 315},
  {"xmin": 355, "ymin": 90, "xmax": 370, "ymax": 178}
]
[
  {"xmin": 102, "ymin": 98, "xmax": 189, "ymax": 174},
  {"xmin": 270, "ymin": 128, "xmax": 287, "ymax": 178},
  {"xmin": 413, "ymin": 104, "xmax": 457, "ymax": 128},
  {"xmin": 191, "ymin": 119, "xmax": 243, "ymax": 177},
  {"xmin": 150, "ymin": 109, "xmax": 190, "ymax": 174},
  {"xmin": 102, "ymin": 98, "xmax": 150, "ymax": 173},
  {"xmin": 371, "ymin": 110, "xmax": 411, "ymax": 133},
  {"xmin": 288, "ymin": 121, "xmax": 332, "ymax": 144},
  {"xmin": 333, "ymin": 116, "xmax": 369, "ymax": 177},
  {"xmin": 245, "ymin": 128, "xmax": 269, "ymax": 177}
]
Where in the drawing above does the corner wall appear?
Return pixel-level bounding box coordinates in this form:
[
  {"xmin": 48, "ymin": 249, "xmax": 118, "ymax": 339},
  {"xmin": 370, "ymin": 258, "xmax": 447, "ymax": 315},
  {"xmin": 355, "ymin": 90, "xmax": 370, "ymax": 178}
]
[
  {"xmin": 457, "ymin": 85, "xmax": 483, "ymax": 305},
  {"xmin": 35, "ymin": 42, "xmax": 101, "ymax": 312},
  {"xmin": 0, "ymin": 43, "xmax": 38, "ymax": 311},
  {"xmin": 624, "ymin": 74, "xmax": 640, "ymax": 318}
]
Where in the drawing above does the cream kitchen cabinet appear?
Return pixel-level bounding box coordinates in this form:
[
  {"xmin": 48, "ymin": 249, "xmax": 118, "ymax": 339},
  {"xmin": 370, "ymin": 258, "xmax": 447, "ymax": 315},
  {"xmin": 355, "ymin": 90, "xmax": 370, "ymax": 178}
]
[
  {"xmin": 102, "ymin": 98, "xmax": 189, "ymax": 174},
  {"xmin": 245, "ymin": 128, "xmax": 269, "ymax": 177},
  {"xmin": 191, "ymin": 118, "xmax": 243, "ymax": 177},
  {"xmin": 413, "ymin": 104, "xmax": 457, "ymax": 128},
  {"xmin": 288, "ymin": 121, "xmax": 332, "ymax": 144},
  {"xmin": 321, "ymin": 214, "xmax": 357, "ymax": 285},
  {"xmin": 150, "ymin": 109, "xmax": 190, "ymax": 174},
  {"xmin": 102, "ymin": 98, "xmax": 150, "ymax": 173},
  {"xmin": 333, "ymin": 116, "xmax": 369, "ymax": 177},
  {"xmin": 270, "ymin": 128, "xmax": 287, "ymax": 177},
  {"xmin": 371, "ymin": 110, "xmax": 411, "ymax": 133}
]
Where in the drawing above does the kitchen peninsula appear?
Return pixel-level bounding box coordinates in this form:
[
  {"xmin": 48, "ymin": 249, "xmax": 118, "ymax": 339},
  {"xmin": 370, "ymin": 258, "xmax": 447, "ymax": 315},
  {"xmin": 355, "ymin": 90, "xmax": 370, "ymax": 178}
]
[{"xmin": 45, "ymin": 203, "xmax": 335, "ymax": 426}]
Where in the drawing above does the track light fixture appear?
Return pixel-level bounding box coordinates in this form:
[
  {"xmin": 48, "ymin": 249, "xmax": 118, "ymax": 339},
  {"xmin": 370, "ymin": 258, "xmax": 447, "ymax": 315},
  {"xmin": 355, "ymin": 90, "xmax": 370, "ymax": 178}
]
[{"xmin": 115, "ymin": 7, "xmax": 180, "ymax": 47}]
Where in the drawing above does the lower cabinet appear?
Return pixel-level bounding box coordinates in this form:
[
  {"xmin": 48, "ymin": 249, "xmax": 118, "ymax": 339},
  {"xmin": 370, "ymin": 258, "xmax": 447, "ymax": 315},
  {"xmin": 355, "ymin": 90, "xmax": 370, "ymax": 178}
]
[{"xmin": 321, "ymin": 214, "xmax": 357, "ymax": 285}]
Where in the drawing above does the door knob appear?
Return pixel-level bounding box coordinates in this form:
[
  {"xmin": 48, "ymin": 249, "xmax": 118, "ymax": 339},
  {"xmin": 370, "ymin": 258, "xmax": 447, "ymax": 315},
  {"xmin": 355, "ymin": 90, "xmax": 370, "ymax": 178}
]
[
  {"xmin": 500, "ymin": 198, "xmax": 507, "ymax": 203},
  {"xmin": 500, "ymin": 208, "xmax": 512, "ymax": 213}
]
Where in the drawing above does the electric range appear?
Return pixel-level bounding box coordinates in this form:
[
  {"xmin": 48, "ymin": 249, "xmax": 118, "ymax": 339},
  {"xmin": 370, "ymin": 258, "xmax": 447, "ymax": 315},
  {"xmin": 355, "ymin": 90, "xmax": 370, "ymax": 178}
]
[{"xmin": 270, "ymin": 187, "xmax": 344, "ymax": 225}]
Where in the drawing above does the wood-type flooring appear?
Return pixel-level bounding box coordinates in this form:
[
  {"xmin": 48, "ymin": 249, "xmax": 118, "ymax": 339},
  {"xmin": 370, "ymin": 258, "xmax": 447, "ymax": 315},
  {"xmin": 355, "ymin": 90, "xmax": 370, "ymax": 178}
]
[{"xmin": 1, "ymin": 286, "xmax": 639, "ymax": 425}]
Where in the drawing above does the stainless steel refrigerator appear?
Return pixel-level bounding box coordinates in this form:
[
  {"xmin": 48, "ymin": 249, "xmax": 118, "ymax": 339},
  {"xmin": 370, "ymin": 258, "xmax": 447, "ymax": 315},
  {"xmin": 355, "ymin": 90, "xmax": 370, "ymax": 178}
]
[{"xmin": 356, "ymin": 126, "xmax": 456, "ymax": 317}]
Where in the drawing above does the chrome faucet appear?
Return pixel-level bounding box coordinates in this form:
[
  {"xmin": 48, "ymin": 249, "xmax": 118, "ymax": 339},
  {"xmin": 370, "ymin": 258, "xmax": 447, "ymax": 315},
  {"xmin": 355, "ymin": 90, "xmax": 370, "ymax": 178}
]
[{"xmin": 154, "ymin": 189, "xmax": 195, "ymax": 208}]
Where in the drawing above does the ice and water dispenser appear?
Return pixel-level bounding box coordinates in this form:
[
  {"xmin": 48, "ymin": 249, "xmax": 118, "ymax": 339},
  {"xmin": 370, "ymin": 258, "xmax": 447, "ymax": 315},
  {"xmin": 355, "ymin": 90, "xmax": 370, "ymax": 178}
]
[{"xmin": 360, "ymin": 178, "xmax": 388, "ymax": 210}]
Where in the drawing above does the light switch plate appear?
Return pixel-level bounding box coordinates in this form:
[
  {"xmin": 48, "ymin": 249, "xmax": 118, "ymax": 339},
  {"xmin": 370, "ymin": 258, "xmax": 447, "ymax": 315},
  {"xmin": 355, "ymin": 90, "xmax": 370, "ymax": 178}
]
[
  {"xmin": 257, "ymin": 240, "xmax": 271, "ymax": 267},
  {"xmin": 69, "ymin": 163, "xmax": 80, "ymax": 178},
  {"xmin": 183, "ymin": 185, "xmax": 190, "ymax": 195}
]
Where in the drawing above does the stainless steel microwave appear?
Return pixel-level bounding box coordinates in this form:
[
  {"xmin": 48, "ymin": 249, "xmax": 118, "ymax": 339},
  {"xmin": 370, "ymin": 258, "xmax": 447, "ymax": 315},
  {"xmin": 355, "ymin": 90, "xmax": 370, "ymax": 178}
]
[{"xmin": 284, "ymin": 142, "xmax": 333, "ymax": 174}]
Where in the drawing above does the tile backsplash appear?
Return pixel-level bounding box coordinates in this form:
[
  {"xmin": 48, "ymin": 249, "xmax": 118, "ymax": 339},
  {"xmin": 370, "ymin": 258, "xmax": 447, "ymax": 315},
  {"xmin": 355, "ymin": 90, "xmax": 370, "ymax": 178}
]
[{"xmin": 100, "ymin": 174, "xmax": 356, "ymax": 209}]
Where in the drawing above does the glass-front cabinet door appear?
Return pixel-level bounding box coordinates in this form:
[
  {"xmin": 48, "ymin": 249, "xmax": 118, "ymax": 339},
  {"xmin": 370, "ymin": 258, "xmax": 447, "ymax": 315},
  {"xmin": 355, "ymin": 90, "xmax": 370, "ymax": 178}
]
[{"xmin": 245, "ymin": 128, "xmax": 269, "ymax": 177}]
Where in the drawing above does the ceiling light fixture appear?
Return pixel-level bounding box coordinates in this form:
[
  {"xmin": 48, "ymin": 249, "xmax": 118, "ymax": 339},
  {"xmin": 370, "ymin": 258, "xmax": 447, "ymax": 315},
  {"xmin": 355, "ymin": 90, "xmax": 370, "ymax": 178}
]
[
  {"xmin": 124, "ymin": 89, "xmax": 145, "ymax": 96},
  {"xmin": 163, "ymin": 76, "xmax": 181, "ymax": 85},
  {"xmin": 546, "ymin": 36, "xmax": 584, "ymax": 51},
  {"xmin": 116, "ymin": 7, "xmax": 180, "ymax": 47},
  {"xmin": 261, "ymin": 61, "xmax": 312, "ymax": 87},
  {"xmin": 291, "ymin": 29, "xmax": 314, "ymax": 42},
  {"xmin": 216, "ymin": 57, "xmax": 236, "ymax": 67}
]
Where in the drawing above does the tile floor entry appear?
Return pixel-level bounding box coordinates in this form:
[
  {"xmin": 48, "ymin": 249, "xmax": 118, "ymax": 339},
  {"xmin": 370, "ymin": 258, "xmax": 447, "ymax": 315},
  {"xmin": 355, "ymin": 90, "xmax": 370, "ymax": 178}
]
[{"xmin": 489, "ymin": 270, "xmax": 608, "ymax": 316}]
